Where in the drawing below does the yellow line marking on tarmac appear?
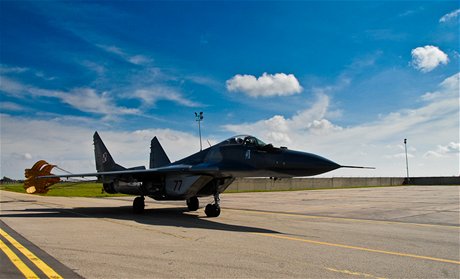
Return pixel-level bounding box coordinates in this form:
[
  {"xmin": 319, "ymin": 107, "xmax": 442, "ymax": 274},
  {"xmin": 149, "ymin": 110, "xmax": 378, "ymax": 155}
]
[
  {"xmin": 0, "ymin": 228, "xmax": 63, "ymax": 279},
  {"xmin": 0, "ymin": 238, "xmax": 39, "ymax": 279},
  {"xmin": 325, "ymin": 267, "xmax": 388, "ymax": 279},
  {"xmin": 226, "ymin": 208, "xmax": 460, "ymax": 229},
  {"xmin": 254, "ymin": 233, "xmax": 460, "ymax": 265}
]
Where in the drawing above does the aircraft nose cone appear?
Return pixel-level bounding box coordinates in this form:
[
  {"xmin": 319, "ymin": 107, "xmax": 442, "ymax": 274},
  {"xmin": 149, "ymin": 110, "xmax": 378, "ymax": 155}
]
[
  {"xmin": 283, "ymin": 150, "xmax": 341, "ymax": 176},
  {"xmin": 313, "ymin": 155, "xmax": 341, "ymax": 172},
  {"xmin": 304, "ymin": 153, "xmax": 340, "ymax": 173}
]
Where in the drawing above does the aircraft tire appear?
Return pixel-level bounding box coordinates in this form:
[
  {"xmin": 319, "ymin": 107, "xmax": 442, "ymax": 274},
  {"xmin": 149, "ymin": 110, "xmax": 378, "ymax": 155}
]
[
  {"xmin": 133, "ymin": 196, "xmax": 145, "ymax": 214},
  {"xmin": 187, "ymin": 196, "xmax": 199, "ymax": 211},
  {"xmin": 205, "ymin": 204, "xmax": 220, "ymax": 217}
]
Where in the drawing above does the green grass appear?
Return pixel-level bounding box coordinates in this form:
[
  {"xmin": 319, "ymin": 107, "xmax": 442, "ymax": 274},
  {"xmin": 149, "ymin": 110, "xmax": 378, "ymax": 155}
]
[
  {"xmin": 0, "ymin": 183, "xmax": 127, "ymax": 197},
  {"xmin": 0, "ymin": 183, "xmax": 26, "ymax": 194}
]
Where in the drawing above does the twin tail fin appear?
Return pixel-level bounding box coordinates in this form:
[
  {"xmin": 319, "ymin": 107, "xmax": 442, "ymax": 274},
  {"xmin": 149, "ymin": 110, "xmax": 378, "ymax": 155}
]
[
  {"xmin": 93, "ymin": 132, "xmax": 126, "ymax": 172},
  {"xmin": 150, "ymin": 137, "xmax": 171, "ymax": 168},
  {"xmin": 94, "ymin": 132, "xmax": 171, "ymax": 172}
]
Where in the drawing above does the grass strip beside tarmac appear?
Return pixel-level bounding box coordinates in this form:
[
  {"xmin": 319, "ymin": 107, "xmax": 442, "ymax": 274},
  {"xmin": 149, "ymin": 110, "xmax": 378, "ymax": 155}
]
[{"xmin": 0, "ymin": 183, "xmax": 127, "ymax": 198}]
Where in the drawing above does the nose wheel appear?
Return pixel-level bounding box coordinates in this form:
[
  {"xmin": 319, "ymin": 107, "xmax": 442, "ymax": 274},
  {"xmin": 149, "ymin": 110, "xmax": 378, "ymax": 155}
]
[{"xmin": 205, "ymin": 193, "xmax": 221, "ymax": 217}]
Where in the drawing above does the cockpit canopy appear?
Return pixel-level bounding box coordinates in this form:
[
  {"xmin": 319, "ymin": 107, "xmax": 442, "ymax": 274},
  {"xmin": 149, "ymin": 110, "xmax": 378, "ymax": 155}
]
[{"xmin": 220, "ymin": 135, "xmax": 268, "ymax": 147}]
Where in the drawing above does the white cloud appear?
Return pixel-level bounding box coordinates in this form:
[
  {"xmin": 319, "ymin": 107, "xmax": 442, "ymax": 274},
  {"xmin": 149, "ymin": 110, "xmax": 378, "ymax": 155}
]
[
  {"xmin": 440, "ymin": 72, "xmax": 460, "ymax": 89},
  {"xmin": 59, "ymin": 88, "xmax": 141, "ymax": 116},
  {"xmin": 0, "ymin": 76, "xmax": 27, "ymax": 95},
  {"xmin": 186, "ymin": 75, "xmax": 221, "ymax": 89},
  {"xmin": 132, "ymin": 87, "xmax": 201, "ymax": 108},
  {"xmin": 411, "ymin": 45, "xmax": 449, "ymax": 72},
  {"xmin": 306, "ymin": 119, "xmax": 343, "ymax": 135},
  {"xmin": 0, "ymin": 65, "xmax": 29, "ymax": 74},
  {"xmin": 128, "ymin": 55, "xmax": 151, "ymax": 65},
  {"xmin": 0, "ymin": 77, "xmax": 140, "ymax": 117},
  {"xmin": 23, "ymin": 153, "xmax": 33, "ymax": 160},
  {"xmin": 420, "ymin": 91, "xmax": 440, "ymax": 101},
  {"xmin": 424, "ymin": 142, "xmax": 460, "ymax": 158},
  {"xmin": 88, "ymin": 45, "xmax": 206, "ymax": 108},
  {"xmin": 224, "ymin": 94, "xmax": 340, "ymax": 145},
  {"xmin": 439, "ymin": 9, "xmax": 460, "ymax": 23},
  {"xmin": 49, "ymin": 88, "xmax": 139, "ymax": 116},
  {"xmin": 0, "ymin": 102, "xmax": 26, "ymax": 112},
  {"xmin": 97, "ymin": 44, "xmax": 151, "ymax": 65},
  {"xmin": 226, "ymin": 72, "xmax": 302, "ymax": 97},
  {"xmin": 81, "ymin": 60, "xmax": 106, "ymax": 75},
  {"xmin": 438, "ymin": 142, "xmax": 459, "ymax": 153},
  {"xmin": 421, "ymin": 73, "xmax": 460, "ymax": 101},
  {"xmin": 384, "ymin": 153, "xmax": 414, "ymax": 159},
  {"xmin": 1, "ymin": 65, "xmax": 55, "ymax": 81},
  {"xmin": 34, "ymin": 71, "xmax": 55, "ymax": 81}
]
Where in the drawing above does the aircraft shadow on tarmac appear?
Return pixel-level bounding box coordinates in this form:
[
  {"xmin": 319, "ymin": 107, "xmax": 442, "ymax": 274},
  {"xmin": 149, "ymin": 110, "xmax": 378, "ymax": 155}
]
[{"xmin": 0, "ymin": 206, "xmax": 280, "ymax": 234}]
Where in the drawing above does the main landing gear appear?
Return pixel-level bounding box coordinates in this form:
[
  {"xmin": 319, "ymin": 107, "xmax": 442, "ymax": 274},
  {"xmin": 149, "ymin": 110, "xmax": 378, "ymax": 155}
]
[
  {"xmin": 133, "ymin": 196, "xmax": 145, "ymax": 214},
  {"xmin": 205, "ymin": 193, "xmax": 221, "ymax": 217},
  {"xmin": 186, "ymin": 196, "xmax": 199, "ymax": 211},
  {"xmin": 132, "ymin": 195, "xmax": 221, "ymax": 217}
]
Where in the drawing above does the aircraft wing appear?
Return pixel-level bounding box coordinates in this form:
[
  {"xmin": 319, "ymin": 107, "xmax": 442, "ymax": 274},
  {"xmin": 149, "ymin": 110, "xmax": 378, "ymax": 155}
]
[{"xmin": 37, "ymin": 165, "xmax": 200, "ymax": 178}]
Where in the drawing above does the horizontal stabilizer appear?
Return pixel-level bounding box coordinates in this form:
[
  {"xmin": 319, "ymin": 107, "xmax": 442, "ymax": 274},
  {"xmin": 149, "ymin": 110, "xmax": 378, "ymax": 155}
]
[{"xmin": 150, "ymin": 137, "xmax": 171, "ymax": 168}]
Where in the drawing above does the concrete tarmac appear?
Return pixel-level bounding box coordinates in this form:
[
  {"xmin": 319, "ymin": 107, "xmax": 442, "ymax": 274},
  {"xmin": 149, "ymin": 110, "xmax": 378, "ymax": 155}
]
[{"xmin": 0, "ymin": 186, "xmax": 459, "ymax": 278}]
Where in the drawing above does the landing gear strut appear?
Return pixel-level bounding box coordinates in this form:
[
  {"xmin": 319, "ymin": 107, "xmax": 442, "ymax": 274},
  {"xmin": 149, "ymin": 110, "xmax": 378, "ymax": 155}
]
[
  {"xmin": 186, "ymin": 196, "xmax": 199, "ymax": 211},
  {"xmin": 205, "ymin": 193, "xmax": 221, "ymax": 217},
  {"xmin": 133, "ymin": 196, "xmax": 145, "ymax": 214}
]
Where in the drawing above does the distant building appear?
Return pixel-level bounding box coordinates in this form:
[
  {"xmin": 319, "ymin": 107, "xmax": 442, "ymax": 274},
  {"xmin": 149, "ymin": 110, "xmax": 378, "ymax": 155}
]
[{"xmin": 0, "ymin": 176, "xmax": 21, "ymax": 184}]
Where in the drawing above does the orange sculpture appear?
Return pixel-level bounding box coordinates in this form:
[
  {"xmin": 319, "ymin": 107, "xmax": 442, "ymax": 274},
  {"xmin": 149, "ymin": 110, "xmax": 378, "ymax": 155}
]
[{"xmin": 24, "ymin": 160, "xmax": 60, "ymax": 194}]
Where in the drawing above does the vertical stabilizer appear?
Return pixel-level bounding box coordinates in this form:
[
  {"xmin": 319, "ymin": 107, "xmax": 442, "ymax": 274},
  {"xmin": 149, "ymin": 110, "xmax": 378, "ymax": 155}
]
[
  {"xmin": 94, "ymin": 132, "xmax": 126, "ymax": 172},
  {"xmin": 150, "ymin": 137, "xmax": 171, "ymax": 168}
]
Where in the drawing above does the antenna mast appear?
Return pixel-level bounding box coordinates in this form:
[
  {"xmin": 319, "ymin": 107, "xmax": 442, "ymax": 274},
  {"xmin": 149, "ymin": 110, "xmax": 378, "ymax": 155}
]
[{"xmin": 195, "ymin": 112, "xmax": 203, "ymax": 151}]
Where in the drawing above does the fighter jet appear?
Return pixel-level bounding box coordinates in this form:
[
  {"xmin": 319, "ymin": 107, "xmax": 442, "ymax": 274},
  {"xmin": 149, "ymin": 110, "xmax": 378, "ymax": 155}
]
[{"xmin": 25, "ymin": 132, "xmax": 371, "ymax": 217}]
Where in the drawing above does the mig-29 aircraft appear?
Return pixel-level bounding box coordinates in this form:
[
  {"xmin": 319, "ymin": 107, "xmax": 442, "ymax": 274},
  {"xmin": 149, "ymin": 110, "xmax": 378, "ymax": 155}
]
[{"xmin": 25, "ymin": 132, "xmax": 371, "ymax": 217}]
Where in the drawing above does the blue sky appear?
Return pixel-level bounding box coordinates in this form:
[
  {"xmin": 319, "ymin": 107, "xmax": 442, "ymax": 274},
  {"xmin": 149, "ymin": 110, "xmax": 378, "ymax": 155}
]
[{"xmin": 1, "ymin": 1, "xmax": 459, "ymax": 179}]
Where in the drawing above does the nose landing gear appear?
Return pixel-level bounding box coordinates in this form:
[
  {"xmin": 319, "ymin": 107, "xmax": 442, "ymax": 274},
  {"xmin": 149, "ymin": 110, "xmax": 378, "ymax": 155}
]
[{"xmin": 205, "ymin": 193, "xmax": 221, "ymax": 217}]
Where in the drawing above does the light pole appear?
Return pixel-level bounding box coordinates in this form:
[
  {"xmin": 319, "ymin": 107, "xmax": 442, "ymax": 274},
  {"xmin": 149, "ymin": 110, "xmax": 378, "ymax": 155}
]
[
  {"xmin": 404, "ymin": 138, "xmax": 410, "ymax": 183},
  {"xmin": 195, "ymin": 112, "xmax": 203, "ymax": 151}
]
